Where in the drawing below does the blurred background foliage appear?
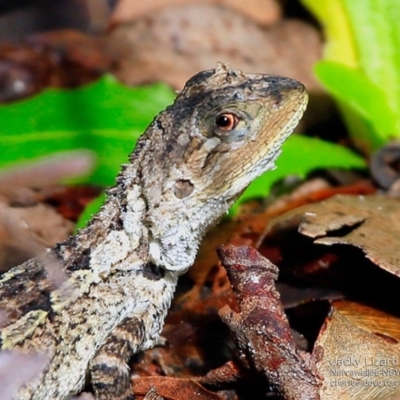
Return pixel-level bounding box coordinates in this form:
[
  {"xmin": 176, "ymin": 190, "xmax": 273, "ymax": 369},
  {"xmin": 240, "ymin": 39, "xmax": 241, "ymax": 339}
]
[{"xmin": 1, "ymin": 0, "xmax": 397, "ymax": 217}]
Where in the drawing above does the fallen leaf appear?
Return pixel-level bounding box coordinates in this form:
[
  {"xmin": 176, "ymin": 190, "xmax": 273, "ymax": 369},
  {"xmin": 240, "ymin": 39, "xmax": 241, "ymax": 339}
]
[
  {"xmin": 133, "ymin": 376, "xmax": 225, "ymax": 400},
  {"xmin": 106, "ymin": 4, "xmax": 322, "ymax": 94},
  {"xmin": 314, "ymin": 300, "xmax": 400, "ymax": 400},
  {"xmin": 0, "ymin": 150, "xmax": 96, "ymax": 189},
  {"xmin": 0, "ymin": 30, "xmax": 112, "ymax": 102},
  {"xmin": 110, "ymin": 0, "xmax": 281, "ymax": 28},
  {"xmin": 0, "ymin": 200, "xmax": 73, "ymax": 271},
  {"xmin": 267, "ymin": 194, "xmax": 400, "ymax": 278}
]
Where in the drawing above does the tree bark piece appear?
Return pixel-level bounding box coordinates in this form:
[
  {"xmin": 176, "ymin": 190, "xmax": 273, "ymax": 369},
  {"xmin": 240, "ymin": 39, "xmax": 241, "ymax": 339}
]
[{"xmin": 217, "ymin": 245, "xmax": 322, "ymax": 400}]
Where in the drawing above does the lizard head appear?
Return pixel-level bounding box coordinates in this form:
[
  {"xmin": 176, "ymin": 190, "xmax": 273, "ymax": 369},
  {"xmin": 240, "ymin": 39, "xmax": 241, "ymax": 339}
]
[{"xmin": 134, "ymin": 63, "xmax": 308, "ymax": 274}]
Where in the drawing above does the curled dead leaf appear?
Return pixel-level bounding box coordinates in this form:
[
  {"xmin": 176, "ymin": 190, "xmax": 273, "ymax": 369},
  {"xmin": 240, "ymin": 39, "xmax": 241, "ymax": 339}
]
[
  {"xmin": 132, "ymin": 376, "xmax": 225, "ymax": 400},
  {"xmin": 266, "ymin": 195, "xmax": 400, "ymax": 279},
  {"xmin": 314, "ymin": 301, "xmax": 400, "ymax": 400},
  {"xmin": 0, "ymin": 150, "xmax": 96, "ymax": 189}
]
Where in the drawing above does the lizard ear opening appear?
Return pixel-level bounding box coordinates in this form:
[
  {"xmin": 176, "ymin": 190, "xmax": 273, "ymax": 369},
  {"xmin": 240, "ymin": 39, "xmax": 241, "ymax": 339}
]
[{"xmin": 173, "ymin": 179, "xmax": 194, "ymax": 198}]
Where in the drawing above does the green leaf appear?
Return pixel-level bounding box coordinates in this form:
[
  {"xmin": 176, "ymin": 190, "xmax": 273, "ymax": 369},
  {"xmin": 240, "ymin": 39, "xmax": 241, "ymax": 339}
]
[
  {"xmin": 75, "ymin": 193, "xmax": 106, "ymax": 231},
  {"xmin": 1, "ymin": 75, "xmax": 175, "ymax": 184},
  {"xmin": 315, "ymin": 61, "xmax": 396, "ymax": 149},
  {"xmin": 343, "ymin": 0, "xmax": 400, "ymax": 129},
  {"xmin": 302, "ymin": 0, "xmax": 400, "ymax": 154},
  {"xmin": 232, "ymin": 134, "xmax": 366, "ymax": 213},
  {"xmin": 301, "ymin": 0, "xmax": 358, "ymax": 66}
]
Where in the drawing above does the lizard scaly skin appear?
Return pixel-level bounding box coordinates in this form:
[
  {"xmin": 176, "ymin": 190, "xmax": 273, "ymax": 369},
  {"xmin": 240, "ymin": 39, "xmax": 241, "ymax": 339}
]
[{"xmin": 0, "ymin": 63, "xmax": 307, "ymax": 400}]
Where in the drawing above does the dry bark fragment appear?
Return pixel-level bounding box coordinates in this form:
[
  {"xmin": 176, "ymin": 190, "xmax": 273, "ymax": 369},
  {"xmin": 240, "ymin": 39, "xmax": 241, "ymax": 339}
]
[
  {"xmin": 0, "ymin": 200, "xmax": 73, "ymax": 271},
  {"xmin": 217, "ymin": 245, "xmax": 322, "ymax": 400}
]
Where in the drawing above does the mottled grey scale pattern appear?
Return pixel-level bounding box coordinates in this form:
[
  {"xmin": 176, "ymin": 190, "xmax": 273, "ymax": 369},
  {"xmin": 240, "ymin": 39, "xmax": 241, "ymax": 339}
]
[
  {"xmin": 0, "ymin": 63, "xmax": 307, "ymax": 399},
  {"xmin": 65, "ymin": 248, "xmax": 91, "ymax": 272},
  {"xmin": 0, "ymin": 260, "xmax": 53, "ymax": 324}
]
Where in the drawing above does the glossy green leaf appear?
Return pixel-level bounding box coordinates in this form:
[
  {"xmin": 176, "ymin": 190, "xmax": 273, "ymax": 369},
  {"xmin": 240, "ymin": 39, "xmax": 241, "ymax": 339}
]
[
  {"xmin": 301, "ymin": 0, "xmax": 357, "ymax": 66},
  {"xmin": 1, "ymin": 75, "xmax": 175, "ymax": 184},
  {"xmin": 302, "ymin": 0, "xmax": 400, "ymax": 154},
  {"xmin": 343, "ymin": 0, "xmax": 400, "ymax": 129},
  {"xmin": 315, "ymin": 61, "xmax": 396, "ymax": 149},
  {"xmin": 75, "ymin": 193, "xmax": 106, "ymax": 231}
]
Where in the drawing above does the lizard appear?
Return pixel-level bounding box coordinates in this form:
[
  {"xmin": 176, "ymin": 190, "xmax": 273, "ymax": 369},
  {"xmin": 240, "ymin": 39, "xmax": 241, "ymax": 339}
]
[{"xmin": 0, "ymin": 62, "xmax": 308, "ymax": 400}]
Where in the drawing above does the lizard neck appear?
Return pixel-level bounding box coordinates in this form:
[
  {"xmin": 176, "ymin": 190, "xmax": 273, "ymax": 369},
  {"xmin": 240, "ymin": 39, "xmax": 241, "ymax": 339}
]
[
  {"xmin": 54, "ymin": 157, "xmax": 207, "ymax": 279},
  {"xmin": 145, "ymin": 193, "xmax": 233, "ymax": 275},
  {"xmin": 54, "ymin": 164, "xmax": 151, "ymax": 278}
]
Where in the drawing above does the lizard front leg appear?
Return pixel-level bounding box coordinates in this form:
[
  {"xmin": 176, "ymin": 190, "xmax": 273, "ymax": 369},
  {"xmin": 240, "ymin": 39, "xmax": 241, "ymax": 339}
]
[{"xmin": 90, "ymin": 318, "xmax": 146, "ymax": 400}]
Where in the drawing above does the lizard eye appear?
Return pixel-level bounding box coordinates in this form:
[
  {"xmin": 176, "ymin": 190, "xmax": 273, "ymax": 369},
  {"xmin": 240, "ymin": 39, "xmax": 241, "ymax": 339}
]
[{"xmin": 215, "ymin": 113, "xmax": 240, "ymax": 131}]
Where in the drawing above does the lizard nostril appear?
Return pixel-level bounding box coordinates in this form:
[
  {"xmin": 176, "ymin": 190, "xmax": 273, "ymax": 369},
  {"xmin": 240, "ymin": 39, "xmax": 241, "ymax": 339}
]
[{"xmin": 173, "ymin": 179, "xmax": 194, "ymax": 198}]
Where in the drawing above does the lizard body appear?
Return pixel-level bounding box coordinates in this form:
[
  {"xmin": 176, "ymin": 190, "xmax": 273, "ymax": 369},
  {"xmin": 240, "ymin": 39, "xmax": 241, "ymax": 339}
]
[{"xmin": 0, "ymin": 63, "xmax": 307, "ymax": 399}]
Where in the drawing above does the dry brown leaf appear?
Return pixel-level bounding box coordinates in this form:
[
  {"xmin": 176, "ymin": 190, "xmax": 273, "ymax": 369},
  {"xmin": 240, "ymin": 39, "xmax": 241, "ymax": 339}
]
[
  {"xmin": 132, "ymin": 376, "xmax": 225, "ymax": 400},
  {"xmin": 12, "ymin": 203, "xmax": 73, "ymax": 246},
  {"xmin": 0, "ymin": 152, "xmax": 100, "ymax": 270},
  {"xmin": 0, "ymin": 150, "xmax": 95, "ymax": 189},
  {"xmin": 111, "ymin": 0, "xmax": 281, "ymax": 28},
  {"xmin": 143, "ymin": 386, "xmax": 165, "ymax": 400},
  {"xmin": 266, "ymin": 195, "xmax": 400, "ymax": 278},
  {"xmin": 314, "ymin": 300, "xmax": 400, "ymax": 400},
  {"xmin": 106, "ymin": 4, "xmax": 322, "ymax": 93},
  {"xmin": 0, "ymin": 200, "xmax": 73, "ymax": 271},
  {"xmin": 0, "ymin": 30, "xmax": 112, "ymax": 102}
]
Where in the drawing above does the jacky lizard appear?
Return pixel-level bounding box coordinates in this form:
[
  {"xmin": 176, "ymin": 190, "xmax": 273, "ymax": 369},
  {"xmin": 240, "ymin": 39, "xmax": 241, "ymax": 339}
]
[{"xmin": 0, "ymin": 63, "xmax": 307, "ymax": 400}]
